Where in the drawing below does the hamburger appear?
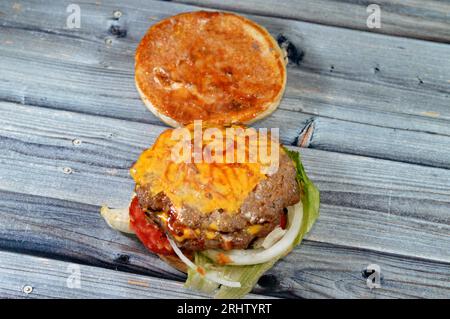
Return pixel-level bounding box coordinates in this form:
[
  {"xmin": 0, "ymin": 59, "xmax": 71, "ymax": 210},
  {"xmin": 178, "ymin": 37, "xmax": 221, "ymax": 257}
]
[{"xmin": 101, "ymin": 11, "xmax": 319, "ymax": 298}]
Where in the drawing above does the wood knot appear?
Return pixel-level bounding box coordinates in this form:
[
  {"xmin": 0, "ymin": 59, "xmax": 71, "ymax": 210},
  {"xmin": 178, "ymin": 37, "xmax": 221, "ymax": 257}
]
[
  {"xmin": 258, "ymin": 274, "xmax": 280, "ymax": 288},
  {"xmin": 277, "ymin": 34, "xmax": 304, "ymax": 66},
  {"xmin": 109, "ymin": 23, "xmax": 127, "ymax": 38}
]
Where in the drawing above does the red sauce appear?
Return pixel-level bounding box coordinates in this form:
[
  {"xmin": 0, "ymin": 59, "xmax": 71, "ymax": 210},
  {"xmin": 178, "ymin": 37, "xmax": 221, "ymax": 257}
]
[
  {"xmin": 217, "ymin": 253, "xmax": 232, "ymax": 265},
  {"xmin": 222, "ymin": 240, "xmax": 233, "ymax": 250},
  {"xmin": 135, "ymin": 11, "xmax": 285, "ymax": 125},
  {"xmin": 197, "ymin": 266, "xmax": 206, "ymax": 276},
  {"xmin": 167, "ymin": 208, "xmax": 184, "ymax": 237},
  {"xmin": 280, "ymin": 212, "xmax": 287, "ymax": 230}
]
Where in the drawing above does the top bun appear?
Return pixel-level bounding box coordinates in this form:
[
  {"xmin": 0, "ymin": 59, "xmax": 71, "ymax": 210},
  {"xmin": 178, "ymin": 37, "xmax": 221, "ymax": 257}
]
[{"xmin": 135, "ymin": 11, "xmax": 287, "ymax": 127}]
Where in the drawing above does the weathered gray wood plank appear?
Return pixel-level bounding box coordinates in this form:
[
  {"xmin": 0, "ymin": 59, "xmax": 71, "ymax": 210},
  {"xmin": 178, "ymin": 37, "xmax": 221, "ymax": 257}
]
[
  {"xmin": 1, "ymin": 0, "xmax": 449, "ymax": 128},
  {"xmin": 0, "ymin": 0, "xmax": 449, "ymax": 299},
  {"xmin": 0, "ymin": 0, "xmax": 450, "ymax": 167},
  {"xmin": 173, "ymin": 0, "xmax": 450, "ymax": 43},
  {"xmin": 0, "ymin": 102, "xmax": 449, "ymax": 264},
  {"xmin": 10, "ymin": 84, "xmax": 445, "ymax": 171},
  {"xmin": 1, "ymin": 191, "xmax": 449, "ymax": 299},
  {"xmin": 0, "ymin": 190, "xmax": 184, "ymax": 281},
  {"xmin": 0, "ymin": 49, "xmax": 450, "ymax": 168},
  {"xmin": 303, "ymin": 117, "xmax": 450, "ymax": 168},
  {"xmin": 0, "ymin": 250, "xmax": 267, "ymax": 298},
  {"xmin": 263, "ymin": 241, "xmax": 450, "ymax": 299}
]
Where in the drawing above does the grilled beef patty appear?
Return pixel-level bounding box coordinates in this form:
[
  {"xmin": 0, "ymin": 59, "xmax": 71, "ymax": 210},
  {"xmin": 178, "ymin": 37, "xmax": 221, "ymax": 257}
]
[{"xmin": 135, "ymin": 151, "xmax": 299, "ymax": 251}]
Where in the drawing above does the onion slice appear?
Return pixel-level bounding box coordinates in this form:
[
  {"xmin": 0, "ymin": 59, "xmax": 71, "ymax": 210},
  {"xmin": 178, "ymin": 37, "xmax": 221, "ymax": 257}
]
[
  {"xmin": 100, "ymin": 205, "xmax": 134, "ymax": 234},
  {"xmin": 261, "ymin": 226, "xmax": 286, "ymax": 249},
  {"xmin": 167, "ymin": 237, "xmax": 241, "ymax": 288},
  {"xmin": 100, "ymin": 194, "xmax": 136, "ymax": 234},
  {"xmin": 204, "ymin": 201, "xmax": 303, "ymax": 265}
]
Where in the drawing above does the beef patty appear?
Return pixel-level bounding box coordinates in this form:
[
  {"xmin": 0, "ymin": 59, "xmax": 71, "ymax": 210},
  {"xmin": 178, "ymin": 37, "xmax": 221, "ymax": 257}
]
[{"xmin": 135, "ymin": 151, "xmax": 299, "ymax": 251}]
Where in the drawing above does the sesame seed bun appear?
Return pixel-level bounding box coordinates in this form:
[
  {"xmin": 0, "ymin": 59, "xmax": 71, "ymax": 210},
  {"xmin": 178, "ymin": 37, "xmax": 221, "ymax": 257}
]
[{"xmin": 135, "ymin": 11, "xmax": 287, "ymax": 126}]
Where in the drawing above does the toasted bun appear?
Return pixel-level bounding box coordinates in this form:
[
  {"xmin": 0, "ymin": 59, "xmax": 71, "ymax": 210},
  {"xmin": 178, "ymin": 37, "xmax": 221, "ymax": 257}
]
[
  {"xmin": 158, "ymin": 254, "xmax": 187, "ymax": 273},
  {"xmin": 135, "ymin": 11, "xmax": 286, "ymax": 126}
]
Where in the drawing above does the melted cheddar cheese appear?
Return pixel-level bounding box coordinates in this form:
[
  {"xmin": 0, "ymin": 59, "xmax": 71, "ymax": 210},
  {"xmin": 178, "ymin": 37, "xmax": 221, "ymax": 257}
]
[{"xmin": 130, "ymin": 125, "xmax": 278, "ymax": 214}]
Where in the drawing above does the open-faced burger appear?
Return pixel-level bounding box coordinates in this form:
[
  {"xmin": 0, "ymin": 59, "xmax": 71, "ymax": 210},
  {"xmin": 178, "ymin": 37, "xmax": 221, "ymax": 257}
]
[{"xmin": 101, "ymin": 11, "xmax": 319, "ymax": 298}]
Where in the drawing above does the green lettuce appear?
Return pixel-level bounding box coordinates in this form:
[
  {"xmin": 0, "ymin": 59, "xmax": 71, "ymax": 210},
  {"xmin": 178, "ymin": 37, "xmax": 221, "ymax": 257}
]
[
  {"xmin": 185, "ymin": 253, "xmax": 220, "ymax": 294},
  {"xmin": 185, "ymin": 147, "xmax": 320, "ymax": 298},
  {"xmin": 284, "ymin": 147, "xmax": 320, "ymax": 245}
]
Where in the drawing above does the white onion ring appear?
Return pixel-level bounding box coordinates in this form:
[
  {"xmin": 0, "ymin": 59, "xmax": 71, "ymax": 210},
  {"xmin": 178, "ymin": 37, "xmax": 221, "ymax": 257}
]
[
  {"xmin": 261, "ymin": 226, "xmax": 286, "ymax": 249},
  {"xmin": 100, "ymin": 194, "xmax": 136, "ymax": 234},
  {"xmin": 203, "ymin": 201, "xmax": 303, "ymax": 265},
  {"xmin": 100, "ymin": 206, "xmax": 134, "ymax": 234}
]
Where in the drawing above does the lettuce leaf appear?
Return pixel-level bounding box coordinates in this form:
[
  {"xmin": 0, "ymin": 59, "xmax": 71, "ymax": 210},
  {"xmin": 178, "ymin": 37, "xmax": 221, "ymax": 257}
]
[
  {"xmin": 185, "ymin": 147, "xmax": 320, "ymax": 298},
  {"xmin": 283, "ymin": 147, "xmax": 320, "ymax": 245},
  {"xmin": 185, "ymin": 253, "xmax": 220, "ymax": 294}
]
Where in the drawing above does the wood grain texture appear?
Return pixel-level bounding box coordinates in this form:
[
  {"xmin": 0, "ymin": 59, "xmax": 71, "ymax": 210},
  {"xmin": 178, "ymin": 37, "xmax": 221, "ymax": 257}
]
[
  {"xmin": 0, "ymin": 250, "xmax": 266, "ymax": 298},
  {"xmin": 305, "ymin": 117, "xmax": 450, "ymax": 168},
  {"xmin": 174, "ymin": 0, "xmax": 450, "ymax": 43},
  {"xmin": 0, "ymin": 103, "xmax": 449, "ymax": 265},
  {"xmin": 0, "ymin": 190, "xmax": 184, "ymax": 281},
  {"xmin": 261, "ymin": 241, "xmax": 450, "ymax": 299},
  {"xmin": 0, "ymin": 0, "xmax": 450, "ymax": 299},
  {"xmin": 1, "ymin": 190, "xmax": 449, "ymax": 299},
  {"xmin": 0, "ymin": 0, "xmax": 450, "ymax": 168}
]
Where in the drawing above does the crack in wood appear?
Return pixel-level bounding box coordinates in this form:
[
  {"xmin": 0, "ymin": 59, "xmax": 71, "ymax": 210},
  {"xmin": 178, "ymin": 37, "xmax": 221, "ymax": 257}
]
[{"xmin": 296, "ymin": 118, "xmax": 315, "ymax": 148}]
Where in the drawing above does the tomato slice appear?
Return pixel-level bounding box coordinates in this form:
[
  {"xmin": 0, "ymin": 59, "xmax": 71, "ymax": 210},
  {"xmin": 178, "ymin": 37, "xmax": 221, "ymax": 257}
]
[{"xmin": 129, "ymin": 196, "xmax": 174, "ymax": 256}]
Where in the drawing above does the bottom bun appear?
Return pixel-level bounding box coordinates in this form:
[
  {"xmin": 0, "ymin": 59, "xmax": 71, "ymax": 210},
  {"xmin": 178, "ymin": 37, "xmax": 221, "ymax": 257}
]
[{"xmin": 158, "ymin": 254, "xmax": 187, "ymax": 273}]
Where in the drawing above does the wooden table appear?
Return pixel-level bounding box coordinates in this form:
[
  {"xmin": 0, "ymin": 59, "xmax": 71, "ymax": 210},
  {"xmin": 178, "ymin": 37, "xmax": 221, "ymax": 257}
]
[{"xmin": 0, "ymin": 0, "xmax": 449, "ymax": 299}]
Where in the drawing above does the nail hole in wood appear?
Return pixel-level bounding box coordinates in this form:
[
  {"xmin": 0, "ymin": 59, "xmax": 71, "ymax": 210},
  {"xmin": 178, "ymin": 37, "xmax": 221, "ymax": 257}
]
[
  {"xmin": 113, "ymin": 10, "xmax": 122, "ymax": 19},
  {"xmin": 23, "ymin": 285, "xmax": 33, "ymax": 294},
  {"xmin": 63, "ymin": 167, "xmax": 73, "ymax": 174}
]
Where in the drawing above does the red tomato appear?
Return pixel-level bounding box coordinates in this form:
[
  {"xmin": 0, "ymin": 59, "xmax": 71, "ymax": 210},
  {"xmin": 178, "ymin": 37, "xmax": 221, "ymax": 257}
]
[{"xmin": 129, "ymin": 196, "xmax": 174, "ymax": 255}]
